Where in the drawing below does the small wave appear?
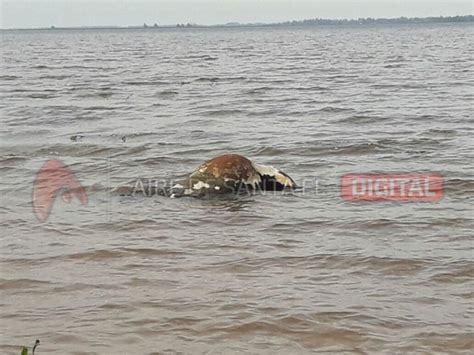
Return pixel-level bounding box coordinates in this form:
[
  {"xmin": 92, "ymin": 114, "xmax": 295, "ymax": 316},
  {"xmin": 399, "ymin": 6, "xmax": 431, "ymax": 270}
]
[
  {"xmin": 443, "ymin": 178, "xmax": 474, "ymax": 194},
  {"xmin": 27, "ymin": 93, "xmax": 58, "ymax": 99},
  {"xmin": 194, "ymin": 77, "xmax": 219, "ymax": 83},
  {"xmin": 0, "ymin": 278, "xmax": 53, "ymax": 290},
  {"xmin": 0, "ymin": 75, "xmax": 20, "ymax": 80},
  {"xmin": 295, "ymin": 86, "xmax": 330, "ymax": 92},
  {"xmin": 8, "ymin": 88, "xmax": 33, "ymax": 93},
  {"xmin": 75, "ymin": 91, "xmax": 114, "ymax": 98},
  {"xmin": 386, "ymin": 55, "xmax": 406, "ymax": 63},
  {"xmin": 38, "ymin": 74, "xmax": 70, "ymax": 80},
  {"xmin": 156, "ymin": 90, "xmax": 179, "ymax": 97},
  {"xmin": 429, "ymin": 262, "xmax": 473, "ymax": 284},
  {"xmin": 83, "ymin": 58, "xmax": 119, "ymax": 63},
  {"xmin": 119, "ymin": 247, "xmax": 188, "ymax": 256},
  {"xmin": 337, "ymin": 115, "xmax": 391, "ymax": 124},
  {"xmin": 0, "ymin": 247, "xmax": 186, "ymax": 266},
  {"xmin": 384, "ymin": 64, "xmax": 404, "ymax": 68},
  {"xmin": 204, "ymin": 254, "xmax": 433, "ymax": 276},
  {"xmin": 425, "ymin": 217, "xmax": 473, "ymax": 227},
  {"xmin": 203, "ymin": 55, "xmax": 218, "ymax": 61},
  {"xmin": 63, "ymin": 65, "xmax": 115, "ymax": 71},
  {"xmin": 34, "ymin": 143, "xmax": 112, "ymax": 157},
  {"xmin": 200, "ymin": 109, "xmax": 244, "ymax": 117},
  {"xmin": 319, "ymin": 106, "xmax": 353, "ymax": 113},
  {"xmin": 253, "ymin": 147, "xmax": 287, "ymax": 156},
  {"xmin": 292, "ymin": 142, "xmax": 381, "ymax": 156},
  {"xmin": 32, "ymin": 64, "xmax": 50, "ymax": 69},
  {"xmin": 244, "ymin": 86, "xmax": 276, "ymax": 94},
  {"xmin": 84, "ymin": 105, "xmax": 117, "ymax": 111},
  {"xmin": 122, "ymin": 80, "xmax": 170, "ymax": 86},
  {"xmin": 224, "ymin": 76, "xmax": 247, "ymax": 82},
  {"xmin": 0, "ymin": 155, "xmax": 28, "ymax": 164},
  {"xmin": 371, "ymin": 83, "xmax": 426, "ymax": 89},
  {"xmin": 423, "ymin": 128, "xmax": 457, "ymax": 136}
]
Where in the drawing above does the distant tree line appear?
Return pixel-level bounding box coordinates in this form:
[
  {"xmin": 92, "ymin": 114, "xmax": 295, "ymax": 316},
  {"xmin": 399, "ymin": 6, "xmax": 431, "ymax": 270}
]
[
  {"xmin": 44, "ymin": 15, "xmax": 473, "ymax": 31},
  {"xmin": 143, "ymin": 22, "xmax": 197, "ymax": 28},
  {"xmin": 272, "ymin": 15, "xmax": 473, "ymax": 27}
]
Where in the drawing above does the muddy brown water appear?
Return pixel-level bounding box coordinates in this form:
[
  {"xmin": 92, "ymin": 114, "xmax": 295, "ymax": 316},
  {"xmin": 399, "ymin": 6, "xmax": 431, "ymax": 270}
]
[{"xmin": 1, "ymin": 23, "xmax": 473, "ymax": 354}]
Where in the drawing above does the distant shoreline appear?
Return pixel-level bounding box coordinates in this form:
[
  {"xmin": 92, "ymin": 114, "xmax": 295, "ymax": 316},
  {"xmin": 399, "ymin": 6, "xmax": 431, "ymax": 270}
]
[{"xmin": 2, "ymin": 15, "xmax": 472, "ymax": 31}]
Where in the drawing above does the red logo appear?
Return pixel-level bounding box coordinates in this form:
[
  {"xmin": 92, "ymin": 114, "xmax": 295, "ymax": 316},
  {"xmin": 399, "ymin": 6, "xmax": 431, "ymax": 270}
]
[
  {"xmin": 32, "ymin": 160, "xmax": 87, "ymax": 221},
  {"xmin": 341, "ymin": 173, "xmax": 443, "ymax": 202}
]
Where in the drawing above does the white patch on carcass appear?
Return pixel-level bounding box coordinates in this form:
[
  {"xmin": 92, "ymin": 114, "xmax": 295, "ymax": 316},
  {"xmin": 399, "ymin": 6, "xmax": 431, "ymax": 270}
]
[
  {"xmin": 243, "ymin": 173, "xmax": 262, "ymax": 187},
  {"xmin": 171, "ymin": 183, "xmax": 183, "ymax": 189},
  {"xmin": 214, "ymin": 186, "xmax": 221, "ymax": 190},
  {"xmin": 253, "ymin": 163, "xmax": 294, "ymax": 187},
  {"xmin": 253, "ymin": 164, "xmax": 279, "ymax": 177},
  {"xmin": 193, "ymin": 181, "xmax": 210, "ymax": 190}
]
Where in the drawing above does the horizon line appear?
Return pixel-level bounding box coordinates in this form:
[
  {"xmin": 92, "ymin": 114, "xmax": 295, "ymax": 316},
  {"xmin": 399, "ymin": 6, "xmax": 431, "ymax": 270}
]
[{"xmin": 1, "ymin": 14, "xmax": 473, "ymax": 31}]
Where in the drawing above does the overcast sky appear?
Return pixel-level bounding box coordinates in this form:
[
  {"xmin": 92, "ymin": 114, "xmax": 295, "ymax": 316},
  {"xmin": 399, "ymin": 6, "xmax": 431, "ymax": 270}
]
[{"xmin": 1, "ymin": 0, "xmax": 472, "ymax": 29}]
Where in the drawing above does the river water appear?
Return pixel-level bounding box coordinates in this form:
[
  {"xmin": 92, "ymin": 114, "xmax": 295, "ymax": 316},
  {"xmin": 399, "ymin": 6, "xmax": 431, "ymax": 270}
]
[{"xmin": 1, "ymin": 23, "xmax": 473, "ymax": 354}]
